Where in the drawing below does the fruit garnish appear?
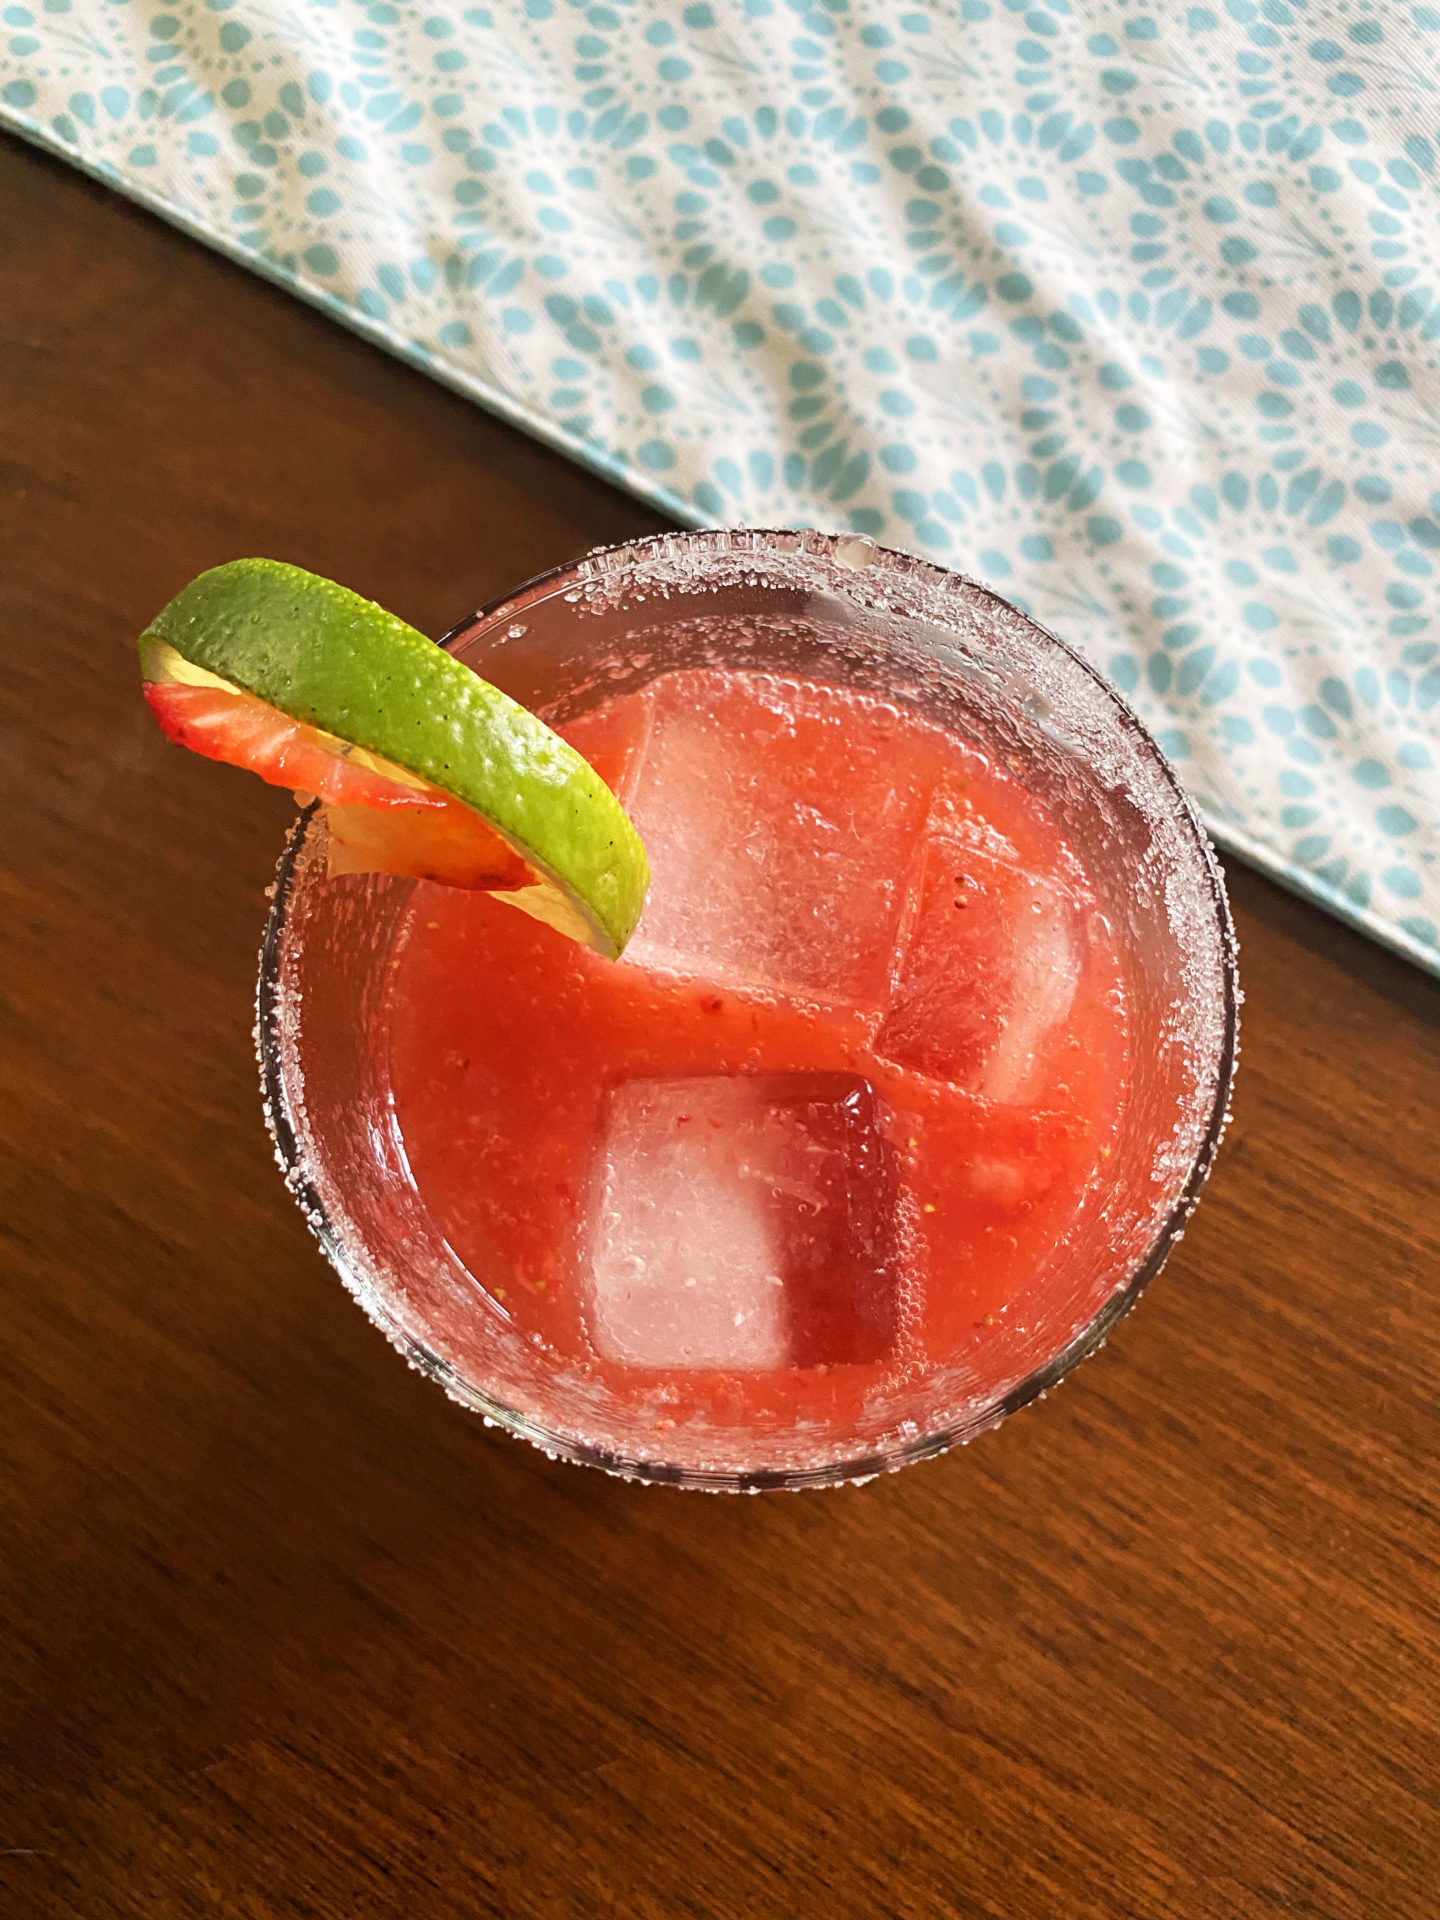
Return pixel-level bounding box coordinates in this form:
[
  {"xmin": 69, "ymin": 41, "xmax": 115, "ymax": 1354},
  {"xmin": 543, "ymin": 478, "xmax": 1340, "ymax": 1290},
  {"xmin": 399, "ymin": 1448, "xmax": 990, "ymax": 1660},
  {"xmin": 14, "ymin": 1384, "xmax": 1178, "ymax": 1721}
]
[{"xmin": 140, "ymin": 559, "xmax": 649, "ymax": 958}]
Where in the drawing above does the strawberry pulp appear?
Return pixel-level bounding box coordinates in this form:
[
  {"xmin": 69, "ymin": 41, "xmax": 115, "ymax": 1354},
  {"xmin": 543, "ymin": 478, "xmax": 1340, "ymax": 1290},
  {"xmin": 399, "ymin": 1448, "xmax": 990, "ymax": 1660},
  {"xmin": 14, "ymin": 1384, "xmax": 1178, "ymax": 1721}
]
[{"xmin": 380, "ymin": 668, "xmax": 1131, "ymax": 1454}]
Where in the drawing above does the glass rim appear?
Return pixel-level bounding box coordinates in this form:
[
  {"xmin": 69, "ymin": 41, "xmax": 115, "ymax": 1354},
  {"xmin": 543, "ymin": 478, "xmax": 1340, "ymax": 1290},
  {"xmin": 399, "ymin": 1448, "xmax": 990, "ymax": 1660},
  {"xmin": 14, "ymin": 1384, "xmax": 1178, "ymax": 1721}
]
[{"xmin": 257, "ymin": 527, "xmax": 1240, "ymax": 1492}]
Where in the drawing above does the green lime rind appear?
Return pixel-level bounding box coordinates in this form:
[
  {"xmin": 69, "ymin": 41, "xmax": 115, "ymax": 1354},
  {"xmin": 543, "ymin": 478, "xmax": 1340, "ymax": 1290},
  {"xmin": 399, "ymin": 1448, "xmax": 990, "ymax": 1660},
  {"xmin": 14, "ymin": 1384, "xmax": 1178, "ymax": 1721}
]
[{"xmin": 141, "ymin": 558, "xmax": 649, "ymax": 958}]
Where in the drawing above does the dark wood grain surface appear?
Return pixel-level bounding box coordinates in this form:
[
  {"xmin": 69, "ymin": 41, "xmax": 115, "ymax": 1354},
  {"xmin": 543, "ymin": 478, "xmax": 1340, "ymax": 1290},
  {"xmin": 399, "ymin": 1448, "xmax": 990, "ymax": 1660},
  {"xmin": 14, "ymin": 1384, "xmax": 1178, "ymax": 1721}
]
[{"xmin": 3, "ymin": 133, "xmax": 1437, "ymax": 1920}]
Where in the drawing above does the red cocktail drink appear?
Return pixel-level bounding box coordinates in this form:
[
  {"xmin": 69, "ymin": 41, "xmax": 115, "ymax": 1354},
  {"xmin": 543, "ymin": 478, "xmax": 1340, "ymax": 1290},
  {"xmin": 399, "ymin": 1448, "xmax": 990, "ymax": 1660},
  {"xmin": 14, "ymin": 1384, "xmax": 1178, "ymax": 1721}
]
[{"xmin": 261, "ymin": 532, "xmax": 1235, "ymax": 1488}]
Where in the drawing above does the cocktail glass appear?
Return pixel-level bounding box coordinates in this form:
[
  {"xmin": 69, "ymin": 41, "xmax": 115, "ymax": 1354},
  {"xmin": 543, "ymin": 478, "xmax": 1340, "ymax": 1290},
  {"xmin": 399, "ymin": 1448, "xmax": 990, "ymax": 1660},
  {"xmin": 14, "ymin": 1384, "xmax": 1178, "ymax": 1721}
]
[{"xmin": 258, "ymin": 529, "xmax": 1238, "ymax": 1490}]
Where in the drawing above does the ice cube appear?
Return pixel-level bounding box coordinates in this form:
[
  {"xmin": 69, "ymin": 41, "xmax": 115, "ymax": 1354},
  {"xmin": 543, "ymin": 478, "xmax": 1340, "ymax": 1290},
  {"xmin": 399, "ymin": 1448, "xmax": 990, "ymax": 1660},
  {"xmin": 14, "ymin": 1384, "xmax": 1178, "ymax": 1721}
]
[
  {"xmin": 876, "ymin": 825, "xmax": 1084, "ymax": 1103},
  {"xmin": 586, "ymin": 1073, "xmax": 896, "ymax": 1370},
  {"xmin": 558, "ymin": 689, "xmax": 655, "ymax": 804},
  {"xmin": 621, "ymin": 671, "xmax": 956, "ymax": 1007}
]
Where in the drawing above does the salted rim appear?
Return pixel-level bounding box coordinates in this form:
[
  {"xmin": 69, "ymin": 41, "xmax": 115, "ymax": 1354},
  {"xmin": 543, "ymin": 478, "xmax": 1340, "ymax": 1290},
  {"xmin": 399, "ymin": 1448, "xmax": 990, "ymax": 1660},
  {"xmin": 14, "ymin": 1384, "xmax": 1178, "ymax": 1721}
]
[{"xmin": 257, "ymin": 528, "xmax": 1240, "ymax": 1492}]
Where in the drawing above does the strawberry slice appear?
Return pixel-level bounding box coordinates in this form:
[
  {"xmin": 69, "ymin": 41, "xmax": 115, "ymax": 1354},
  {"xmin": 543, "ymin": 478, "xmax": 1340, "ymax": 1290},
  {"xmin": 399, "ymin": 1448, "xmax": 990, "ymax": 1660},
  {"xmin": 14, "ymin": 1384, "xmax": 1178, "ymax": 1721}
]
[
  {"xmin": 144, "ymin": 680, "xmax": 533, "ymax": 891},
  {"xmin": 144, "ymin": 681, "xmax": 439, "ymax": 810}
]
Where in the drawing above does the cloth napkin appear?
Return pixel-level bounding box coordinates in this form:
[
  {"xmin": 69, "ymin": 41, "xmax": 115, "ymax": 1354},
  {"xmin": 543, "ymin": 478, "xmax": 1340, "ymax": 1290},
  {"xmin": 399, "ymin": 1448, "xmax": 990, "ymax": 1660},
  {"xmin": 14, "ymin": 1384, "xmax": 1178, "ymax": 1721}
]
[{"xmin": 5, "ymin": 0, "xmax": 1439, "ymax": 973}]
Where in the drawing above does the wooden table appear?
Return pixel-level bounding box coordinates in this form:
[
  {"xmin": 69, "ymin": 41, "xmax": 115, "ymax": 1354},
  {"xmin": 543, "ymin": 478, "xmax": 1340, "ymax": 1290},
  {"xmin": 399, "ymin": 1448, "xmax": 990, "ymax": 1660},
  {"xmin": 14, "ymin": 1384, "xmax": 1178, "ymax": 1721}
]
[{"xmin": 3, "ymin": 134, "xmax": 1437, "ymax": 1920}]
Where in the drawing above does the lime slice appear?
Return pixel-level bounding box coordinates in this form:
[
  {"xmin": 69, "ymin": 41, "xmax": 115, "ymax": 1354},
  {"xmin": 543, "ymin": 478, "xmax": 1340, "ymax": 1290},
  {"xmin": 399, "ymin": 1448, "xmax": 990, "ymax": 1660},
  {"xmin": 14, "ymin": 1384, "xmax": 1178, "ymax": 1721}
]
[{"xmin": 140, "ymin": 559, "xmax": 649, "ymax": 959}]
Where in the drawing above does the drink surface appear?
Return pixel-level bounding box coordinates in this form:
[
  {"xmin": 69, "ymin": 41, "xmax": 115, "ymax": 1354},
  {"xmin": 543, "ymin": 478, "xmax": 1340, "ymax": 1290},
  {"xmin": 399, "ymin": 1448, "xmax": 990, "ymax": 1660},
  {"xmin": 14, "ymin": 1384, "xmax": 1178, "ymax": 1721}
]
[{"xmin": 383, "ymin": 667, "xmax": 1130, "ymax": 1452}]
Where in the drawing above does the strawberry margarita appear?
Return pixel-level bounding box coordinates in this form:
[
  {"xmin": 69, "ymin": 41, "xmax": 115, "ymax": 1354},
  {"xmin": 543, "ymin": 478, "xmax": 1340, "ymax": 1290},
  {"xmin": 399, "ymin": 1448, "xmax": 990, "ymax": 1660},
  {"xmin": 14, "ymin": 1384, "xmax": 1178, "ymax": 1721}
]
[{"xmin": 260, "ymin": 532, "xmax": 1236, "ymax": 1487}]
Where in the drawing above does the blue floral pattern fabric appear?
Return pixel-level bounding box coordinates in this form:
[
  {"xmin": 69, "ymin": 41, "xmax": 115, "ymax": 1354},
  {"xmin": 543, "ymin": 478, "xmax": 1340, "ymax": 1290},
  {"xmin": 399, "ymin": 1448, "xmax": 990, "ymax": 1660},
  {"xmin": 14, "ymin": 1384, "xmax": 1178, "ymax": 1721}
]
[{"xmin": 5, "ymin": 0, "xmax": 1440, "ymax": 971}]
